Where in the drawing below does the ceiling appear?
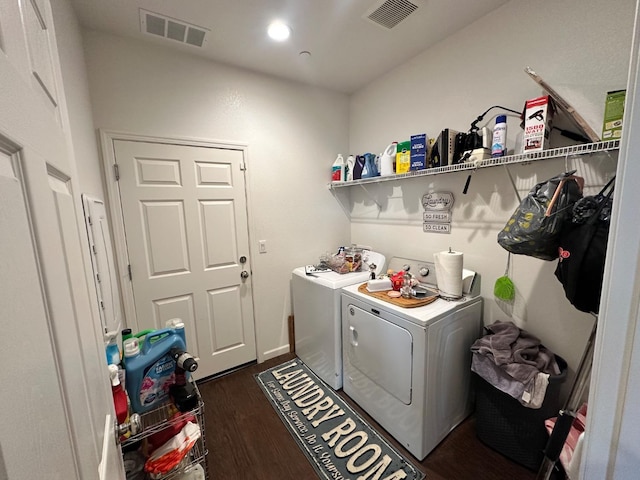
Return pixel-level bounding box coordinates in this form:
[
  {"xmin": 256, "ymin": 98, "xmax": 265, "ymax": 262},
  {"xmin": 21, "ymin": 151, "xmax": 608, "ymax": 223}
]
[{"xmin": 69, "ymin": 0, "xmax": 510, "ymax": 94}]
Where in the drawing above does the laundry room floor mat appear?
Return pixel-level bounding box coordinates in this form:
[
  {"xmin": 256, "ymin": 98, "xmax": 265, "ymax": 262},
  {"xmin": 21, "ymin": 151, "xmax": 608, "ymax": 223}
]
[{"xmin": 255, "ymin": 359, "xmax": 425, "ymax": 480}]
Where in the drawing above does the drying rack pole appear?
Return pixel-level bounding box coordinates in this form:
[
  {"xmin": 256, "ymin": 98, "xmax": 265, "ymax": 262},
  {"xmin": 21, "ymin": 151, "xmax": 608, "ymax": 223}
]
[{"xmin": 536, "ymin": 315, "xmax": 598, "ymax": 480}]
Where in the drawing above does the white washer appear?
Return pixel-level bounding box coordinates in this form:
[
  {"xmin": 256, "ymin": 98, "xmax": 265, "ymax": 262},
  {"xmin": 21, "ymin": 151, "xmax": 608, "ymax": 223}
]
[
  {"xmin": 341, "ymin": 256, "xmax": 482, "ymax": 461},
  {"xmin": 292, "ymin": 250, "xmax": 386, "ymax": 390}
]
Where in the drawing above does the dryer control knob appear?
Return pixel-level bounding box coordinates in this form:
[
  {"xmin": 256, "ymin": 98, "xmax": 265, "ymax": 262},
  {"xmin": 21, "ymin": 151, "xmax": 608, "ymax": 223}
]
[{"xmin": 419, "ymin": 267, "xmax": 429, "ymax": 277}]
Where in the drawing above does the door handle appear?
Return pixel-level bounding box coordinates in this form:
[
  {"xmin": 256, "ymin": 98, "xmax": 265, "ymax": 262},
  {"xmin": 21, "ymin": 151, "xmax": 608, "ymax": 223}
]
[
  {"xmin": 349, "ymin": 326, "xmax": 358, "ymax": 347},
  {"xmin": 240, "ymin": 270, "xmax": 249, "ymax": 279}
]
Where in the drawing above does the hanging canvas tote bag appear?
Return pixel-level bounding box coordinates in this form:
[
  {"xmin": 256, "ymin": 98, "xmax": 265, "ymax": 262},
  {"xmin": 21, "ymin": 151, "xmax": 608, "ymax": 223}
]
[
  {"xmin": 497, "ymin": 171, "xmax": 584, "ymax": 261},
  {"xmin": 554, "ymin": 177, "xmax": 615, "ymax": 313}
]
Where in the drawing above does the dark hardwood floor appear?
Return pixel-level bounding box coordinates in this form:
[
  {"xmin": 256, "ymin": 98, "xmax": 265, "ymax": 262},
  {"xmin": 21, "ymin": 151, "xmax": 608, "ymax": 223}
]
[{"xmin": 198, "ymin": 353, "xmax": 550, "ymax": 479}]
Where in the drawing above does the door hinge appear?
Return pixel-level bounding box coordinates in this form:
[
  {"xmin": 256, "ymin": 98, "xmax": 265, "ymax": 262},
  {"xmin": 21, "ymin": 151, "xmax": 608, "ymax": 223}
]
[
  {"xmin": 87, "ymin": 216, "xmax": 92, "ymax": 226},
  {"xmin": 114, "ymin": 163, "xmax": 120, "ymax": 181},
  {"xmin": 128, "ymin": 264, "xmax": 132, "ymax": 281},
  {"xmin": 240, "ymin": 163, "xmax": 247, "ymax": 171}
]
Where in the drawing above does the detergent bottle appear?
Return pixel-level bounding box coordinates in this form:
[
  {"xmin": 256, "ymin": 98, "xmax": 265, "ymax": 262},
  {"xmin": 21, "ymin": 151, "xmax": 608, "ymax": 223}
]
[
  {"xmin": 361, "ymin": 153, "xmax": 379, "ymax": 178},
  {"xmin": 108, "ymin": 364, "xmax": 130, "ymax": 440},
  {"xmin": 380, "ymin": 142, "xmax": 397, "ymax": 176},
  {"xmin": 105, "ymin": 334, "xmax": 120, "ymax": 366},
  {"xmin": 346, "ymin": 155, "xmax": 355, "ymax": 181},
  {"xmin": 352, "ymin": 155, "xmax": 365, "ymax": 180},
  {"xmin": 123, "ymin": 325, "xmax": 188, "ymax": 414},
  {"xmin": 331, "ymin": 154, "xmax": 345, "ymax": 182}
]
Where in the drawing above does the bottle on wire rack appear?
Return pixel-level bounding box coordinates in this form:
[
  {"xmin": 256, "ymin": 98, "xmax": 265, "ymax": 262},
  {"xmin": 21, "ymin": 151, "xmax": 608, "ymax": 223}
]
[
  {"xmin": 491, "ymin": 115, "xmax": 507, "ymax": 158},
  {"xmin": 331, "ymin": 154, "xmax": 345, "ymax": 182}
]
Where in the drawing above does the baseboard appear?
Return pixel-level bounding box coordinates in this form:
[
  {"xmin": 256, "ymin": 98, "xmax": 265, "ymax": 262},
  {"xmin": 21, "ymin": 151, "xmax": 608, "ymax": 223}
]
[{"xmin": 262, "ymin": 345, "xmax": 291, "ymax": 361}]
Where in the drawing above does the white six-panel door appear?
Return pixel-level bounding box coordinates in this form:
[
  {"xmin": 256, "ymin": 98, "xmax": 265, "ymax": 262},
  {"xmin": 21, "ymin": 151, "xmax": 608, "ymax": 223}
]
[{"xmin": 113, "ymin": 140, "xmax": 257, "ymax": 378}]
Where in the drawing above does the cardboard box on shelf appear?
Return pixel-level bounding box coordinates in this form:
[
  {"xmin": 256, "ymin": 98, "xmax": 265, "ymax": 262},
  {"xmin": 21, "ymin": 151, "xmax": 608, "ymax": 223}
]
[
  {"xmin": 523, "ymin": 95, "xmax": 555, "ymax": 152},
  {"xmin": 410, "ymin": 133, "xmax": 427, "ymax": 171},
  {"xmin": 395, "ymin": 140, "xmax": 411, "ymax": 174},
  {"xmin": 602, "ymin": 90, "xmax": 625, "ymax": 140}
]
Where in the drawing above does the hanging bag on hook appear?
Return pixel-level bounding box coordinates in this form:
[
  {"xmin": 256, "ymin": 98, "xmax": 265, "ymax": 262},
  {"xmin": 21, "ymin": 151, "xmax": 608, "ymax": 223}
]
[
  {"xmin": 497, "ymin": 171, "xmax": 584, "ymax": 260},
  {"xmin": 554, "ymin": 177, "xmax": 615, "ymax": 313}
]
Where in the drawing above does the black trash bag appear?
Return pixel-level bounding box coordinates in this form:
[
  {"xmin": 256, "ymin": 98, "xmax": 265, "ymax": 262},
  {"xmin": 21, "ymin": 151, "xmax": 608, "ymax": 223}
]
[
  {"xmin": 498, "ymin": 171, "xmax": 584, "ymax": 261},
  {"xmin": 554, "ymin": 177, "xmax": 615, "ymax": 313}
]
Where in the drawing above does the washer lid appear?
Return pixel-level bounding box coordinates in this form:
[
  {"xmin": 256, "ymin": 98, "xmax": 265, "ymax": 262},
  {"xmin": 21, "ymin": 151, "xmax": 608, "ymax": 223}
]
[
  {"xmin": 292, "ymin": 250, "xmax": 386, "ymax": 289},
  {"xmin": 293, "ymin": 267, "xmax": 373, "ymax": 289}
]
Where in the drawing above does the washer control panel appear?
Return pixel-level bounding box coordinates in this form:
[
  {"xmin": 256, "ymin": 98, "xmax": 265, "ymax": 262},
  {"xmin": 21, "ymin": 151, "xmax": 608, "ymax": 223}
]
[
  {"xmin": 386, "ymin": 256, "xmax": 478, "ymax": 296},
  {"xmin": 387, "ymin": 257, "xmax": 437, "ymax": 287}
]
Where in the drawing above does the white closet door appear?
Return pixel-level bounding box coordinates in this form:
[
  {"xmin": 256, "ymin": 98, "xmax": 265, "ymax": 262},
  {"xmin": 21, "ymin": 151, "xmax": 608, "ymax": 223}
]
[{"xmin": 82, "ymin": 194, "xmax": 122, "ymax": 337}]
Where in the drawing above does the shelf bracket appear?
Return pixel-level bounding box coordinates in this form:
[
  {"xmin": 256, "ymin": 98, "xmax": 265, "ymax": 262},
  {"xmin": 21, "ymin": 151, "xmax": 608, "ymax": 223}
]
[
  {"xmin": 503, "ymin": 165, "xmax": 522, "ymax": 203},
  {"xmin": 329, "ymin": 186, "xmax": 352, "ymax": 220},
  {"xmin": 359, "ymin": 184, "xmax": 381, "ymax": 210}
]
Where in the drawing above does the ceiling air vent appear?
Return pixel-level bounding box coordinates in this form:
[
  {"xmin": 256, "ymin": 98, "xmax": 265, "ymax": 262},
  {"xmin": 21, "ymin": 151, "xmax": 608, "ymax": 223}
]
[
  {"xmin": 139, "ymin": 9, "xmax": 208, "ymax": 47},
  {"xmin": 365, "ymin": 0, "xmax": 419, "ymax": 29}
]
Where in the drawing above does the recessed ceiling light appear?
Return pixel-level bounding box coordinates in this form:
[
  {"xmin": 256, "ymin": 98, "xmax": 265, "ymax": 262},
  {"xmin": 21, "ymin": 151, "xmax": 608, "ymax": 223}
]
[{"xmin": 267, "ymin": 21, "xmax": 291, "ymax": 41}]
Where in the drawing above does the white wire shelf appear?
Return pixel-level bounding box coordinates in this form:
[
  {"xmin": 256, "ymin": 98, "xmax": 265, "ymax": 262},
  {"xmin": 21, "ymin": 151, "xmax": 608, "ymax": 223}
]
[{"xmin": 328, "ymin": 140, "xmax": 620, "ymax": 189}]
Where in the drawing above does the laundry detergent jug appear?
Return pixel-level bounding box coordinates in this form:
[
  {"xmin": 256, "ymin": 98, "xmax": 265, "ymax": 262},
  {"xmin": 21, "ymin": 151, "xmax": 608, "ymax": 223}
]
[
  {"xmin": 380, "ymin": 142, "xmax": 397, "ymax": 176},
  {"xmin": 124, "ymin": 325, "xmax": 188, "ymax": 414},
  {"xmin": 361, "ymin": 152, "xmax": 379, "ymax": 178}
]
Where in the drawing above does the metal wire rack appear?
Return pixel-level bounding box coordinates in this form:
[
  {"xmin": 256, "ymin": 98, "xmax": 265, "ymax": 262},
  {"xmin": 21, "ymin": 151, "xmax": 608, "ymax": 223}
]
[
  {"xmin": 328, "ymin": 140, "xmax": 620, "ymax": 189},
  {"xmin": 122, "ymin": 381, "xmax": 209, "ymax": 479}
]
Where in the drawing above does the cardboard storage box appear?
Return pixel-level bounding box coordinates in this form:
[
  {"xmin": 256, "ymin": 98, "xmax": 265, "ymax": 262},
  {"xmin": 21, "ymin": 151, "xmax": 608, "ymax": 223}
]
[
  {"xmin": 410, "ymin": 133, "xmax": 427, "ymax": 171},
  {"xmin": 395, "ymin": 140, "xmax": 411, "ymax": 174},
  {"xmin": 523, "ymin": 95, "xmax": 555, "ymax": 152},
  {"xmin": 602, "ymin": 89, "xmax": 625, "ymax": 140}
]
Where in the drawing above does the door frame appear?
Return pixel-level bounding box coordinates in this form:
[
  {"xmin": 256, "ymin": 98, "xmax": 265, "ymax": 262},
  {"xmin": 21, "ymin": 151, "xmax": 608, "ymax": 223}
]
[{"xmin": 98, "ymin": 130, "xmax": 256, "ymax": 337}]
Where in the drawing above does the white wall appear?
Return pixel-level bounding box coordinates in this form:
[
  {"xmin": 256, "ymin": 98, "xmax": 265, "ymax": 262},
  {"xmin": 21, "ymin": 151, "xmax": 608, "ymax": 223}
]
[
  {"xmin": 52, "ymin": 0, "xmax": 106, "ymax": 199},
  {"xmin": 82, "ymin": 31, "xmax": 351, "ymax": 360},
  {"xmin": 347, "ymin": 0, "xmax": 635, "ymax": 390}
]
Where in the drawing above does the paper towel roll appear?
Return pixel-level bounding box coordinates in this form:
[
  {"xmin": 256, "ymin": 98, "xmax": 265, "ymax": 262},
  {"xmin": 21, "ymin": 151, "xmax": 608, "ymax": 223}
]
[{"xmin": 434, "ymin": 249, "xmax": 463, "ymax": 299}]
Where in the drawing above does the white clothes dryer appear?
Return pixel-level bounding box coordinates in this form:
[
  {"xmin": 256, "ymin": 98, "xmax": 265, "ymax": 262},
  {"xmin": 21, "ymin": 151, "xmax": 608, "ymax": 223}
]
[
  {"xmin": 341, "ymin": 256, "xmax": 482, "ymax": 461},
  {"xmin": 292, "ymin": 250, "xmax": 386, "ymax": 390}
]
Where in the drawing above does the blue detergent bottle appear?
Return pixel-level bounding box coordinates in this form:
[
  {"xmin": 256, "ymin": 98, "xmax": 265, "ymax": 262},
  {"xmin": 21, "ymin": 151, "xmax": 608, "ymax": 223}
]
[
  {"xmin": 123, "ymin": 325, "xmax": 188, "ymax": 414},
  {"xmin": 361, "ymin": 152, "xmax": 379, "ymax": 178}
]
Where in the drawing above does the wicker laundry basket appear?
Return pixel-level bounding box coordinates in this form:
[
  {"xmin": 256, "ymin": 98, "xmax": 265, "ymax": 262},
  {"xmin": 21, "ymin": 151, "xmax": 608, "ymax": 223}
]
[{"xmin": 473, "ymin": 354, "xmax": 567, "ymax": 471}]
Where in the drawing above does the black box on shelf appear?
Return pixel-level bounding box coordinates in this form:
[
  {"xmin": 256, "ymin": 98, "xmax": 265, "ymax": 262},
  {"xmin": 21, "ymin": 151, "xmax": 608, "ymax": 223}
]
[{"xmin": 472, "ymin": 354, "xmax": 567, "ymax": 471}]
